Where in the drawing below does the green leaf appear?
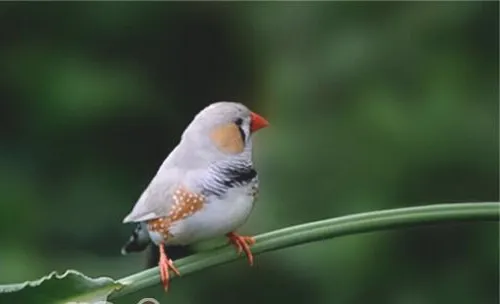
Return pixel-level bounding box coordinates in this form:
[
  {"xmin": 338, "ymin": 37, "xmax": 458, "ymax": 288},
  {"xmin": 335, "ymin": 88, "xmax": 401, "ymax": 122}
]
[
  {"xmin": 1, "ymin": 202, "xmax": 498, "ymax": 303},
  {"xmin": 0, "ymin": 269, "xmax": 124, "ymax": 304}
]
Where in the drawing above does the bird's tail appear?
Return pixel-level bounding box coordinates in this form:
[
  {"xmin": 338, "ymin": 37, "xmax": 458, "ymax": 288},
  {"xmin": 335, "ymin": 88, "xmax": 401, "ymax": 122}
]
[
  {"xmin": 121, "ymin": 222, "xmax": 194, "ymax": 269},
  {"xmin": 121, "ymin": 222, "xmax": 151, "ymax": 255}
]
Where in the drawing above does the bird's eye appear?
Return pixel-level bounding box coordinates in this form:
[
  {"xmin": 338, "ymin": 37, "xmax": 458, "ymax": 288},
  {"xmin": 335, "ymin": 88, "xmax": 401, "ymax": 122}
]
[{"xmin": 234, "ymin": 118, "xmax": 243, "ymax": 126}]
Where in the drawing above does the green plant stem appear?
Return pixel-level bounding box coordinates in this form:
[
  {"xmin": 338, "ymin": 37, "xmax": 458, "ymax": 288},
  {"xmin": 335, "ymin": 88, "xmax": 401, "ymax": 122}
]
[{"xmin": 110, "ymin": 202, "xmax": 499, "ymax": 299}]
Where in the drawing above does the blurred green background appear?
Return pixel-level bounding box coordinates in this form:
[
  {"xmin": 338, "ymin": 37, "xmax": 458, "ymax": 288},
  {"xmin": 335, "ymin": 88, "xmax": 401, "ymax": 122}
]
[{"xmin": 0, "ymin": 2, "xmax": 498, "ymax": 304}]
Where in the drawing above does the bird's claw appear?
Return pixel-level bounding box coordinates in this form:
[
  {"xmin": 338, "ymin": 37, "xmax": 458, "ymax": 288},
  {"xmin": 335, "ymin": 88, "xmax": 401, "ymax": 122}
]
[
  {"xmin": 159, "ymin": 244, "xmax": 181, "ymax": 292},
  {"xmin": 227, "ymin": 232, "xmax": 256, "ymax": 266}
]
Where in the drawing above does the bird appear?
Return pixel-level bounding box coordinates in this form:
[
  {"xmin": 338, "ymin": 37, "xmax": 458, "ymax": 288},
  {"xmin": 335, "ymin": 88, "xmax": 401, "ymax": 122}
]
[{"xmin": 120, "ymin": 101, "xmax": 269, "ymax": 291}]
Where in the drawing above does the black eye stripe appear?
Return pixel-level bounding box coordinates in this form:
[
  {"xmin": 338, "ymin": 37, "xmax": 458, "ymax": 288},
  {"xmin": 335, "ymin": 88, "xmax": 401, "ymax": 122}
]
[
  {"xmin": 234, "ymin": 118, "xmax": 246, "ymax": 141},
  {"xmin": 237, "ymin": 125, "xmax": 246, "ymax": 142}
]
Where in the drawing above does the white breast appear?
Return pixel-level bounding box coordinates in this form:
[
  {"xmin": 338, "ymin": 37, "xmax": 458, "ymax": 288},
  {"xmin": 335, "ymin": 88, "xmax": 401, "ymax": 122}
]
[{"xmin": 164, "ymin": 185, "xmax": 256, "ymax": 245}]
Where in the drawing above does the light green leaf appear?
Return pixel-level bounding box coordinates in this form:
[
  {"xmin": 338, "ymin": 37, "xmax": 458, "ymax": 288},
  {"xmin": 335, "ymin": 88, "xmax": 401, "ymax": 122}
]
[
  {"xmin": 0, "ymin": 269, "xmax": 124, "ymax": 304},
  {"xmin": 0, "ymin": 203, "xmax": 498, "ymax": 303}
]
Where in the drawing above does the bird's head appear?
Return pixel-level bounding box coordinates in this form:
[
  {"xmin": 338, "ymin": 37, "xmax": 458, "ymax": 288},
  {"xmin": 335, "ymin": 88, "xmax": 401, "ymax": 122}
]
[{"xmin": 181, "ymin": 101, "xmax": 269, "ymax": 157}]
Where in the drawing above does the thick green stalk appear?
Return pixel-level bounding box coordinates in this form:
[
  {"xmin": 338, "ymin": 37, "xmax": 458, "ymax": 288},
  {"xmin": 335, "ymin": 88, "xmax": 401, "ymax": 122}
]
[{"xmin": 110, "ymin": 202, "xmax": 499, "ymax": 299}]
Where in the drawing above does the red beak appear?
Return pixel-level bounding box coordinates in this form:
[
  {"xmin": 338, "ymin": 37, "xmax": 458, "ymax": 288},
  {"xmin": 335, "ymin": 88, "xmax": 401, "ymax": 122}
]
[{"xmin": 250, "ymin": 111, "xmax": 269, "ymax": 133}]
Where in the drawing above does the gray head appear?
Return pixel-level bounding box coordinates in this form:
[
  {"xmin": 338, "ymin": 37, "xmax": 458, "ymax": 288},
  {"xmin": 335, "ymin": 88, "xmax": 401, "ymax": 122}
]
[{"xmin": 178, "ymin": 101, "xmax": 269, "ymax": 162}]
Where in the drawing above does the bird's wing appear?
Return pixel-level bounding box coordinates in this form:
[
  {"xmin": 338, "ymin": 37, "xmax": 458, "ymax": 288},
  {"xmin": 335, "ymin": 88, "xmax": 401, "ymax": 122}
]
[{"xmin": 122, "ymin": 171, "xmax": 183, "ymax": 223}]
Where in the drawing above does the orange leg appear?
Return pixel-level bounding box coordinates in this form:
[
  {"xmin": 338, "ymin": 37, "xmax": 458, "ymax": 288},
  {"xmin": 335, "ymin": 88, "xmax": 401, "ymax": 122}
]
[
  {"xmin": 226, "ymin": 232, "xmax": 256, "ymax": 266},
  {"xmin": 159, "ymin": 243, "xmax": 181, "ymax": 291}
]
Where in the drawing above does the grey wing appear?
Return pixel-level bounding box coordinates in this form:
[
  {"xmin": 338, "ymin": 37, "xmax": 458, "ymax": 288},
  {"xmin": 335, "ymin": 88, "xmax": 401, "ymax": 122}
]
[{"xmin": 122, "ymin": 173, "xmax": 180, "ymax": 223}]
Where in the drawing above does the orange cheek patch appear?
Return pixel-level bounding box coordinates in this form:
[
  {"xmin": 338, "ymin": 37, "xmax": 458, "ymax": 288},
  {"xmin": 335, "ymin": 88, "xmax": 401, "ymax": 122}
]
[
  {"xmin": 210, "ymin": 123, "xmax": 245, "ymax": 154},
  {"xmin": 148, "ymin": 187, "xmax": 205, "ymax": 240}
]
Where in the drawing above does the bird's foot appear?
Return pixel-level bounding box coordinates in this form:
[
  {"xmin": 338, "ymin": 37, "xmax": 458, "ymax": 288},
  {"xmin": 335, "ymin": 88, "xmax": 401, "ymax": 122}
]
[
  {"xmin": 226, "ymin": 232, "xmax": 256, "ymax": 266},
  {"xmin": 159, "ymin": 244, "xmax": 181, "ymax": 291}
]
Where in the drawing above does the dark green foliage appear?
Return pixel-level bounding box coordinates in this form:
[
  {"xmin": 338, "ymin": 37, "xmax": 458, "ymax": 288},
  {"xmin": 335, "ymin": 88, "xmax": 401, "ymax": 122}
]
[{"xmin": 0, "ymin": 2, "xmax": 497, "ymax": 304}]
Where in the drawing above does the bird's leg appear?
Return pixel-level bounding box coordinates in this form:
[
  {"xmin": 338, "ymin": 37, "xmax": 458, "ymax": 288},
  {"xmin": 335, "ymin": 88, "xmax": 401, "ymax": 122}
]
[
  {"xmin": 159, "ymin": 243, "xmax": 181, "ymax": 291},
  {"xmin": 226, "ymin": 232, "xmax": 256, "ymax": 266}
]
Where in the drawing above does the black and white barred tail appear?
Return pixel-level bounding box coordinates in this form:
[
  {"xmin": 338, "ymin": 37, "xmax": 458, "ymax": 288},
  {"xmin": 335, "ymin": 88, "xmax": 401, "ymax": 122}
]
[
  {"xmin": 121, "ymin": 222, "xmax": 194, "ymax": 268},
  {"xmin": 121, "ymin": 223, "xmax": 151, "ymax": 255}
]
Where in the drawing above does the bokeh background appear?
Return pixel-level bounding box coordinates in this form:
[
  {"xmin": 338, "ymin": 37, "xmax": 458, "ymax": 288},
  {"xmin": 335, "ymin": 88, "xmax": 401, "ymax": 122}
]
[{"xmin": 0, "ymin": 2, "xmax": 498, "ymax": 304}]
